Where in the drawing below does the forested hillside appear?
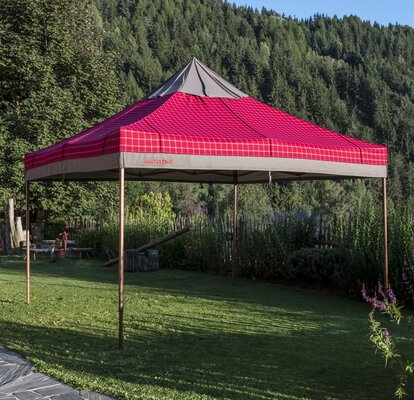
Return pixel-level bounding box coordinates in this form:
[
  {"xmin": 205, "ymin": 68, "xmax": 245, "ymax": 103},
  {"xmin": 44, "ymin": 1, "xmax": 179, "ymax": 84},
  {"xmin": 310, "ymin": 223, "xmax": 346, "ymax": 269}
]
[
  {"xmin": 94, "ymin": 0, "xmax": 414, "ymax": 205},
  {"xmin": 2, "ymin": 0, "xmax": 414, "ymax": 220}
]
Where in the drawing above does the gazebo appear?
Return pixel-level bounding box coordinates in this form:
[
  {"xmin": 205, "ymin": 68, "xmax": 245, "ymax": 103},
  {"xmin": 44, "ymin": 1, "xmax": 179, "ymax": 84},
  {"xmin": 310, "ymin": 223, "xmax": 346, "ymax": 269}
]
[{"xmin": 24, "ymin": 58, "xmax": 388, "ymax": 349}]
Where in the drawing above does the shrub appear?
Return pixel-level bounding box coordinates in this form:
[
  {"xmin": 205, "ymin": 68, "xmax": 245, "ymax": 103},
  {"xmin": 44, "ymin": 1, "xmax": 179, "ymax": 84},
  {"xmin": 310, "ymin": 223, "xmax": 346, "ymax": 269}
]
[{"xmin": 286, "ymin": 247, "xmax": 352, "ymax": 289}]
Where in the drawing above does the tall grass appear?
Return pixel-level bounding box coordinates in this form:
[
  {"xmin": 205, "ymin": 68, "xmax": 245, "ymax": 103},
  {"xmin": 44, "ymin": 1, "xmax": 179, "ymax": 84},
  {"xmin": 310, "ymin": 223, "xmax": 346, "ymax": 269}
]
[
  {"xmin": 78, "ymin": 209, "xmax": 174, "ymax": 252},
  {"xmin": 77, "ymin": 204, "xmax": 413, "ymax": 298}
]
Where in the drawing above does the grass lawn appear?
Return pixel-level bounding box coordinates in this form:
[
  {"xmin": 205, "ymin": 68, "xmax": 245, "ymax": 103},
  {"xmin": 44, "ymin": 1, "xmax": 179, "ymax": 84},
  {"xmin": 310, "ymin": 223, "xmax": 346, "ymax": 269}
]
[{"xmin": 0, "ymin": 256, "xmax": 412, "ymax": 400}]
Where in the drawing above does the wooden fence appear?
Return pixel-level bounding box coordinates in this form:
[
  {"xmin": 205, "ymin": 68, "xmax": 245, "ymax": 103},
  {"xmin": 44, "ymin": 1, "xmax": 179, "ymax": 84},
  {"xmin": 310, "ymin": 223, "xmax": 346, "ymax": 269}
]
[{"xmin": 67, "ymin": 211, "xmax": 355, "ymax": 250}]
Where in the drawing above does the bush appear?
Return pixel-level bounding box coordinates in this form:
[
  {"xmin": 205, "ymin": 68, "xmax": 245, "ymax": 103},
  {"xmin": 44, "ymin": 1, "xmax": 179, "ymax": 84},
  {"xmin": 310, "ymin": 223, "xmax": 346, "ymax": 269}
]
[{"xmin": 286, "ymin": 247, "xmax": 352, "ymax": 290}]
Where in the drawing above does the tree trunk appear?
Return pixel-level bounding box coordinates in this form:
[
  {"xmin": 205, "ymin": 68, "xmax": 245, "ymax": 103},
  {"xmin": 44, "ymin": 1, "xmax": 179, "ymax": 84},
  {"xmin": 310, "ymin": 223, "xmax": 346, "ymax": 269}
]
[
  {"xmin": 4, "ymin": 207, "xmax": 11, "ymax": 253},
  {"xmin": 8, "ymin": 198, "xmax": 17, "ymax": 249},
  {"xmin": 0, "ymin": 223, "xmax": 6, "ymax": 253}
]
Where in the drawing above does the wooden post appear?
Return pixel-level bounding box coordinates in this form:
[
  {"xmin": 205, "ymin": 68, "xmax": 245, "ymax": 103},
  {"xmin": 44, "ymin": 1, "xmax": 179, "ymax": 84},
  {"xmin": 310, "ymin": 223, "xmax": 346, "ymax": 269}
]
[
  {"xmin": 25, "ymin": 182, "xmax": 30, "ymax": 305},
  {"xmin": 16, "ymin": 217, "xmax": 24, "ymax": 246},
  {"xmin": 118, "ymin": 167, "xmax": 125, "ymax": 350},
  {"xmin": 382, "ymin": 178, "xmax": 389, "ymax": 289},
  {"xmin": 232, "ymin": 179, "xmax": 237, "ymax": 287}
]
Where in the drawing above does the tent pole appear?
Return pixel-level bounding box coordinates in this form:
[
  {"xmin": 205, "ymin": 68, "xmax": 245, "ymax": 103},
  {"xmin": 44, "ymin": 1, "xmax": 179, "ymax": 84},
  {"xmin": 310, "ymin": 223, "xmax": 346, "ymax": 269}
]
[
  {"xmin": 232, "ymin": 177, "xmax": 238, "ymax": 287},
  {"xmin": 382, "ymin": 177, "xmax": 389, "ymax": 289},
  {"xmin": 25, "ymin": 181, "xmax": 30, "ymax": 305},
  {"xmin": 118, "ymin": 167, "xmax": 125, "ymax": 350}
]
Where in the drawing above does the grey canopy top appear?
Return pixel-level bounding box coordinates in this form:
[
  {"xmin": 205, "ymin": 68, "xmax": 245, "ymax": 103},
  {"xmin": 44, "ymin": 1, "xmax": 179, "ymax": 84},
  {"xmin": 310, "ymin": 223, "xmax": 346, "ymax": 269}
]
[{"xmin": 145, "ymin": 57, "xmax": 248, "ymax": 99}]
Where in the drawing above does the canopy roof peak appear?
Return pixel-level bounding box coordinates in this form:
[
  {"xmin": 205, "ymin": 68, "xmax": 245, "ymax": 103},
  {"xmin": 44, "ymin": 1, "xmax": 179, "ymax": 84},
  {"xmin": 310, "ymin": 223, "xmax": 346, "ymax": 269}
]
[{"xmin": 145, "ymin": 57, "xmax": 248, "ymax": 99}]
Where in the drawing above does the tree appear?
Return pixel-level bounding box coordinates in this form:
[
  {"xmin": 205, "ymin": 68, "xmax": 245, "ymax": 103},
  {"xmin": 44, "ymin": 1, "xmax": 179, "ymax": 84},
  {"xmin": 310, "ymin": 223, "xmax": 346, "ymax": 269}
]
[{"xmin": 0, "ymin": 0, "xmax": 121, "ymax": 218}]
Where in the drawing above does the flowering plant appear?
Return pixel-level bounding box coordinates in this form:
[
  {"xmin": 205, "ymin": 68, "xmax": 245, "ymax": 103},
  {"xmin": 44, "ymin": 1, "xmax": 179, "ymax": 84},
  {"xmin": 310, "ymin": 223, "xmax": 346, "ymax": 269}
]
[{"xmin": 362, "ymin": 283, "xmax": 413, "ymax": 398}]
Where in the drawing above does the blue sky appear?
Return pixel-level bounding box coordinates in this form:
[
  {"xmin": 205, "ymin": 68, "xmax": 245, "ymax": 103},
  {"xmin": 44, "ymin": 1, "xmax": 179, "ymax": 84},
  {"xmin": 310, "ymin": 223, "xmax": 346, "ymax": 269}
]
[{"xmin": 231, "ymin": 0, "xmax": 414, "ymax": 27}]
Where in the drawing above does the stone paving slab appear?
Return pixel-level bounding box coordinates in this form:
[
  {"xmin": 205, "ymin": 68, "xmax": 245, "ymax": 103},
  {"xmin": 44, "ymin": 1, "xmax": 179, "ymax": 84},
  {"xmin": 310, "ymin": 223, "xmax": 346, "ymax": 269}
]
[
  {"xmin": 0, "ymin": 348, "xmax": 115, "ymax": 400},
  {"xmin": 14, "ymin": 391, "xmax": 43, "ymax": 400},
  {"xmin": 50, "ymin": 393, "xmax": 84, "ymax": 400},
  {"xmin": 36, "ymin": 385, "xmax": 79, "ymax": 398}
]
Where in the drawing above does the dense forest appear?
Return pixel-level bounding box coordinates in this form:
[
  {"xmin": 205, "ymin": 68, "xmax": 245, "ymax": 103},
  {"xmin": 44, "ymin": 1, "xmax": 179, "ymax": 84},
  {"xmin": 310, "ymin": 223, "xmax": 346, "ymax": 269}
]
[{"xmin": 2, "ymin": 0, "xmax": 414, "ymax": 221}]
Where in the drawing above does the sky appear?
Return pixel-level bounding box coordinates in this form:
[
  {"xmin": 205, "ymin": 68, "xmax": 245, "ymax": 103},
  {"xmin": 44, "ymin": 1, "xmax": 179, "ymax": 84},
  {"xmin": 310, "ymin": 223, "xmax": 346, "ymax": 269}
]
[{"xmin": 231, "ymin": 0, "xmax": 414, "ymax": 27}]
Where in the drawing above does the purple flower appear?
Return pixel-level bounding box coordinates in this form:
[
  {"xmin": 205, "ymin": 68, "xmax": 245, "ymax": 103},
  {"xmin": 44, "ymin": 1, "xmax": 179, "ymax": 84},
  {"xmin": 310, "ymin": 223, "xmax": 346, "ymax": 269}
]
[
  {"xmin": 361, "ymin": 285, "xmax": 387, "ymax": 310},
  {"xmin": 361, "ymin": 287, "xmax": 370, "ymax": 302},
  {"xmin": 376, "ymin": 300, "xmax": 387, "ymax": 311},
  {"xmin": 387, "ymin": 287, "xmax": 397, "ymax": 304},
  {"xmin": 371, "ymin": 293, "xmax": 385, "ymax": 310}
]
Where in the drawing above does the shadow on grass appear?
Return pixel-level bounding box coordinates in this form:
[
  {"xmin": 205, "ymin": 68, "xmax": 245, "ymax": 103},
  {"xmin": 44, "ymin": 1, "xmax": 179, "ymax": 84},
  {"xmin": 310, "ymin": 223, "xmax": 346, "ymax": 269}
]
[
  {"xmin": 0, "ymin": 319, "xmax": 382, "ymax": 400},
  {"xmin": 1, "ymin": 256, "xmax": 363, "ymax": 315}
]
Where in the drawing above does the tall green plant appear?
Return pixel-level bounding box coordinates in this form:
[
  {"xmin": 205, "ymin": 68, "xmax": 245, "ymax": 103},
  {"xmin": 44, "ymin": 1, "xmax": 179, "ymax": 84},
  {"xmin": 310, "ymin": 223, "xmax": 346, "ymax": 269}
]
[
  {"xmin": 78, "ymin": 204, "xmax": 414, "ymax": 298},
  {"xmin": 362, "ymin": 284, "xmax": 414, "ymax": 398}
]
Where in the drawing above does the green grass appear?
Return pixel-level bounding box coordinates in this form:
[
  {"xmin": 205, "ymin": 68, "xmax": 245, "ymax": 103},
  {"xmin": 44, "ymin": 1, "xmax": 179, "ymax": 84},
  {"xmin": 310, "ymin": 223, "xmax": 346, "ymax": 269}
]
[{"xmin": 0, "ymin": 256, "xmax": 412, "ymax": 400}]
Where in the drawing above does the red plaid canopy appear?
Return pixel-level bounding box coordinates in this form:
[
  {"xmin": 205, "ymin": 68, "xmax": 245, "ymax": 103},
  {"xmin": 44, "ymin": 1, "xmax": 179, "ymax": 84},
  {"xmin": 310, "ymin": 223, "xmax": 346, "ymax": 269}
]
[{"xmin": 25, "ymin": 58, "xmax": 387, "ymax": 183}]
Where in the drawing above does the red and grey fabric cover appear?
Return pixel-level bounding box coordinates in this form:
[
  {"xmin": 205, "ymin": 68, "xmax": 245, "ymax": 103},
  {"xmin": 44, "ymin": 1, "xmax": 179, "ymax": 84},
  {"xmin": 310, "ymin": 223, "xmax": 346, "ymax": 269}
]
[{"xmin": 24, "ymin": 58, "xmax": 387, "ymax": 183}]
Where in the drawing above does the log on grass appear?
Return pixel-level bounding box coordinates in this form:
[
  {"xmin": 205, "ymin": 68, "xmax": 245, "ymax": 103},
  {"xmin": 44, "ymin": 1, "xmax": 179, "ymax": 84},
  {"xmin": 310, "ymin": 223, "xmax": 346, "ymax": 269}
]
[{"xmin": 102, "ymin": 225, "xmax": 192, "ymax": 267}]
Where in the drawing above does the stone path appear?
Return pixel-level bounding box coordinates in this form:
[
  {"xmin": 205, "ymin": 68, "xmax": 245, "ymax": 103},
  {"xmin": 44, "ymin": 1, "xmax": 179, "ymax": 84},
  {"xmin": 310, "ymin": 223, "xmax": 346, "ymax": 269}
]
[{"xmin": 0, "ymin": 347, "xmax": 114, "ymax": 400}]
